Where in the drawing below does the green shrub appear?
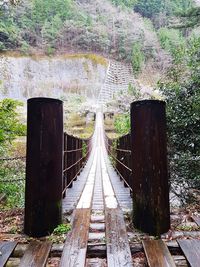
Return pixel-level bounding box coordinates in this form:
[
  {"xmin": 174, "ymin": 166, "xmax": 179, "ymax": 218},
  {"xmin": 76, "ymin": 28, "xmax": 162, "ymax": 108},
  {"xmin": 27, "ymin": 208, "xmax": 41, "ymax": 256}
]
[
  {"xmin": 159, "ymin": 36, "xmax": 200, "ymax": 202},
  {"xmin": 0, "ymin": 99, "xmax": 26, "ymax": 209},
  {"xmin": 134, "ymin": 0, "xmax": 192, "ymax": 18},
  {"xmin": 53, "ymin": 224, "xmax": 71, "ymax": 235},
  {"xmin": 0, "ymin": 179, "xmax": 25, "ymax": 209},
  {"xmin": 111, "ymin": 0, "xmax": 138, "ymax": 8},
  {"xmin": 20, "ymin": 40, "xmax": 30, "ymax": 54},
  {"xmin": 158, "ymin": 28, "xmax": 186, "ymax": 53},
  {"xmin": 131, "ymin": 42, "xmax": 145, "ymax": 74},
  {"xmin": 134, "ymin": 0, "xmax": 165, "ymax": 18},
  {"xmin": 114, "ymin": 113, "xmax": 130, "ymax": 135},
  {"xmin": 0, "ymin": 99, "xmax": 26, "ymax": 153}
]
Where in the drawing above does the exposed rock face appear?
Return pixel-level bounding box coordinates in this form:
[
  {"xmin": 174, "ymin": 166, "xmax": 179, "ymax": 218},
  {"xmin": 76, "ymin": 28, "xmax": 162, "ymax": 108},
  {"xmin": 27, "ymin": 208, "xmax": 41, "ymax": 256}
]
[{"xmin": 0, "ymin": 54, "xmax": 108, "ymax": 102}]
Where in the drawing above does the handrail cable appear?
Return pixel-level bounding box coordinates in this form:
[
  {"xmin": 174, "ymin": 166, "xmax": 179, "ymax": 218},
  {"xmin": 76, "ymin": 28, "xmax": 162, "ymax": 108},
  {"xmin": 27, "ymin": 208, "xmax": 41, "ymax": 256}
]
[
  {"xmin": 63, "ymin": 150, "xmax": 90, "ymax": 173},
  {"xmin": 0, "ymin": 156, "xmax": 26, "ymax": 161},
  {"xmin": 105, "ymin": 141, "xmax": 131, "ymax": 153},
  {"xmin": 108, "ymin": 148, "xmax": 132, "ymax": 172},
  {"xmin": 114, "ymin": 167, "xmax": 132, "ymax": 192}
]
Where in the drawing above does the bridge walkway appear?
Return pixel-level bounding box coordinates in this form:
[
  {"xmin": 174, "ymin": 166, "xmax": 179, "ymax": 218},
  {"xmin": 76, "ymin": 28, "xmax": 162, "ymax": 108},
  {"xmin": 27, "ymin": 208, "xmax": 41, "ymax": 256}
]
[{"xmin": 62, "ymin": 111, "xmax": 132, "ymax": 214}]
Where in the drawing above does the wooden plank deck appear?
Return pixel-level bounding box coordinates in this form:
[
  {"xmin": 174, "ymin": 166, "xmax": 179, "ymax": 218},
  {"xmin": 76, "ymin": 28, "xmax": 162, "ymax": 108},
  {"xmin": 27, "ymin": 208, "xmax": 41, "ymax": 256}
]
[
  {"xmin": 192, "ymin": 216, "xmax": 200, "ymax": 226},
  {"xmin": 178, "ymin": 239, "xmax": 200, "ymax": 267},
  {"xmin": 0, "ymin": 241, "xmax": 17, "ymax": 267},
  {"xmin": 62, "ymin": 157, "xmax": 93, "ymax": 213},
  {"xmin": 106, "ymin": 159, "xmax": 132, "ymax": 211},
  {"xmin": 19, "ymin": 241, "xmax": 52, "ymax": 267},
  {"xmin": 60, "ymin": 208, "xmax": 91, "ymax": 267},
  {"xmin": 105, "ymin": 207, "xmax": 133, "ymax": 267},
  {"xmin": 142, "ymin": 239, "xmax": 176, "ymax": 267}
]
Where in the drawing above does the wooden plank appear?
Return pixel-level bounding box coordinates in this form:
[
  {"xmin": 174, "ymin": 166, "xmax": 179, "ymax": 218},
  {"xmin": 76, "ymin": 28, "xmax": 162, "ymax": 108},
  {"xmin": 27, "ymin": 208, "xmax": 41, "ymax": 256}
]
[
  {"xmin": 192, "ymin": 216, "xmax": 200, "ymax": 226},
  {"xmin": 0, "ymin": 241, "xmax": 17, "ymax": 267},
  {"xmin": 142, "ymin": 239, "xmax": 176, "ymax": 267},
  {"xmin": 19, "ymin": 241, "xmax": 52, "ymax": 267},
  {"xmin": 105, "ymin": 207, "xmax": 133, "ymax": 267},
  {"xmin": 178, "ymin": 239, "xmax": 200, "ymax": 267},
  {"xmin": 60, "ymin": 208, "xmax": 91, "ymax": 267},
  {"xmin": 86, "ymin": 258, "xmax": 107, "ymax": 266}
]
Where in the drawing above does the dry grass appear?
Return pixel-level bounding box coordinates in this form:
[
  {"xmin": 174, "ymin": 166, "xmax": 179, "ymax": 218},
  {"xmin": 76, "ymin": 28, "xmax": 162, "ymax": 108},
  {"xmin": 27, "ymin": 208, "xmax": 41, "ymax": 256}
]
[
  {"xmin": 103, "ymin": 116, "xmax": 120, "ymax": 139},
  {"xmin": 65, "ymin": 113, "xmax": 94, "ymax": 138}
]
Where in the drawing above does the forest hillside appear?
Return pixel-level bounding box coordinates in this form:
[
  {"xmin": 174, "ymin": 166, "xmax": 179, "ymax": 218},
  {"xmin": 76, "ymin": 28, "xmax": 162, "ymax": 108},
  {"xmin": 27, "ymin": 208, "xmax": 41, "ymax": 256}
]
[{"xmin": 0, "ymin": 0, "xmax": 200, "ymax": 205}]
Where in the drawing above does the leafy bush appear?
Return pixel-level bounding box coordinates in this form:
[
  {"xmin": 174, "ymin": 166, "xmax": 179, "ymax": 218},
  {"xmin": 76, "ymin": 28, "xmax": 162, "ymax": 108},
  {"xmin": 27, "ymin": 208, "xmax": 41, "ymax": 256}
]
[
  {"xmin": 114, "ymin": 113, "xmax": 130, "ymax": 135},
  {"xmin": 134, "ymin": 0, "xmax": 165, "ymax": 18},
  {"xmin": 131, "ymin": 42, "xmax": 145, "ymax": 74},
  {"xmin": 53, "ymin": 224, "xmax": 71, "ymax": 235},
  {"xmin": 0, "ymin": 173, "xmax": 25, "ymax": 209},
  {"xmin": 158, "ymin": 28, "xmax": 185, "ymax": 53},
  {"xmin": 0, "ymin": 99, "xmax": 26, "ymax": 209},
  {"xmin": 169, "ymin": 0, "xmax": 193, "ymax": 15},
  {"xmin": 0, "ymin": 99, "xmax": 26, "ymax": 154},
  {"xmin": 159, "ymin": 36, "xmax": 200, "ymax": 203},
  {"xmin": 111, "ymin": 0, "xmax": 138, "ymax": 8},
  {"xmin": 134, "ymin": 0, "xmax": 192, "ymax": 18}
]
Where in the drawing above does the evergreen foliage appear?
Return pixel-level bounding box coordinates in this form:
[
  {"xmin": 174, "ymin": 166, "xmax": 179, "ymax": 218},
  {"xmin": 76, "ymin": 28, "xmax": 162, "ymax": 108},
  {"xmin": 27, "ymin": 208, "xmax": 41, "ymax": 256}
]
[
  {"xmin": 114, "ymin": 113, "xmax": 130, "ymax": 135},
  {"xmin": 177, "ymin": 6, "xmax": 200, "ymax": 28},
  {"xmin": 131, "ymin": 42, "xmax": 144, "ymax": 74},
  {"xmin": 158, "ymin": 28, "xmax": 185, "ymax": 53},
  {"xmin": 0, "ymin": 99, "xmax": 25, "ymax": 154},
  {"xmin": 134, "ymin": 0, "xmax": 165, "ymax": 18},
  {"xmin": 0, "ymin": 98, "xmax": 26, "ymax": 209},
  {"xmin": 0, "ymin": 0, "xmax": 86, "ymax": 50},
  {"xmin": 159, "ymin": 36, "xmax": 200, "ymax": 200},
  {"xmin": 134, "ymin": 0, "xmax": 192, "ymax": 18},
  {"xmin": 111, "ymin": 0, "xmax": 137, "ymax": 8}
]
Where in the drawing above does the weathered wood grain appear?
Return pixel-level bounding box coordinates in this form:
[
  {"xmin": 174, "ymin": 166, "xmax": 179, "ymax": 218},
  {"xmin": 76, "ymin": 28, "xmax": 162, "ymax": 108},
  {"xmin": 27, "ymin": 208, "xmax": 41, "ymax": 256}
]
[
  {"xmin": 60, "ymin": 208, "xmax": 91, "ymax": 267},
  {"xmin": 143, "ymin": 239, "xmax": 176, "ymax": 267},
  {"xmin": 105, "ymin": 207, "xmax": 133, "ymax": 267},
  {"xmin": 131, "ymin": 100, "xmax": 170, "ymax": 235},
  {"xmin": 0, "ymin": 241, "xmax": 17, "ymax": 267},
  {"xmin": 178, "ymin": 239, "xmax": 200, "ymax": 267},
  {"xmin": 192, "ymin": 216, "xmax": 200, "ymax": 226},
  {"xmin": 85, "ymin": 258, "xmax": 107, "ymax": 267},
  {"xmin": 19, "ymin": 241, "xmax": 52, "ymax": 267}
]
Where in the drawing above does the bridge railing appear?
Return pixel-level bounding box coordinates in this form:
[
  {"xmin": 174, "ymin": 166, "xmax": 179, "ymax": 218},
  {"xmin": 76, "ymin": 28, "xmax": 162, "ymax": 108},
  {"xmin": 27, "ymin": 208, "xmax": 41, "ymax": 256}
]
[
  {"xmin": 62, "ymin": 133, "xmax": 92, "ymax": 197},
  {"xmin": 104, "ymin": 133, "xmax": 132, "ymax": 192}
]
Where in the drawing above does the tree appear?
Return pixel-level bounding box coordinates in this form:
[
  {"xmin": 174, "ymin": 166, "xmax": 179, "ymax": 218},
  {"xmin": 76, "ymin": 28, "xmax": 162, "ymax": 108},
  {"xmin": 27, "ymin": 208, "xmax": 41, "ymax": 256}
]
[
  {"xmin": 159, "ymin": 36, "xmax": 200, "ymax": 201},
  {"xmin": 134, "ymin": 0, "xmax": 192, "ymax": 18},
  {"xmin": 176, "ymin": 7, "xmax": 200, "ymax": 28},
  {"xmin": 0, "ymin": 99, "xmax": 25, "ymax": 155},
  {"xmin": 131, "ymin": 42, "xmax": 144, "ymax": 74},
  {"xmin": 134, "ymin": 0, "xmax": 165, "ymax": 18}
]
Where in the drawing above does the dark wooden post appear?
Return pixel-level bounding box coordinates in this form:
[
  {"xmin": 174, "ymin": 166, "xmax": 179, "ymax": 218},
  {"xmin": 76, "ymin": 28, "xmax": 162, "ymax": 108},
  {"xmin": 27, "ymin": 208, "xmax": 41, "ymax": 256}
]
[
  {"xmin": 24, "ymin": 97, "xmax": 63, "ymax": 237},
  {"xmin": 131, "ymin": 100, "xmax": 170, "ymax": 236}
]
